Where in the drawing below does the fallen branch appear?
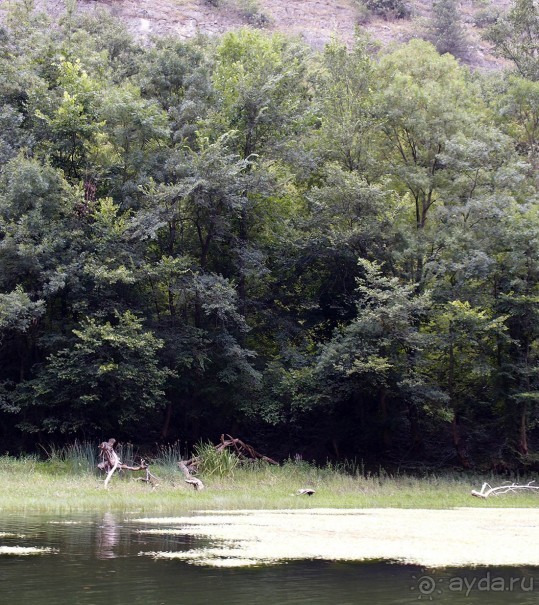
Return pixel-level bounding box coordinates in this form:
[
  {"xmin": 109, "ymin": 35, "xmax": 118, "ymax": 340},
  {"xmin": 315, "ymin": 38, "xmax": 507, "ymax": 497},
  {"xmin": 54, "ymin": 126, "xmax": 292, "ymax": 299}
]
[
  {"xmin": 178, "ymin": 461, "xmax": 204, "ymax": 490},
  {"xmin": 471, "ymin": 481, "xmax": 539, "ymax": 498},
  {"xmin": 98, "ymin": 439, "xmax": 159, "ymax": 489},
  {"xmin": 296, "ymin": 488, "xmax": 316, "ymax": 496},
  {"xmin": 183, "ymin": 434, "xmax": 278, "ymax": 471}
]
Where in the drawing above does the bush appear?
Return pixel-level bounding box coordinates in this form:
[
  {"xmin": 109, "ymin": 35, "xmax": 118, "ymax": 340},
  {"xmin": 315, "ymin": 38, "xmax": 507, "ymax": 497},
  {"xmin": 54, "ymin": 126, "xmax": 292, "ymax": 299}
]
[
  {"xmin": 193, "ymin": 441, "xmax": 240, "ymax": 477},
  {"xmin": 363, "ymin": 0, "xmax": 412, "ymax": 20},
  {"xmin": 428, "ymin": 0, "xmax": 471, "ymax": 58},
  {"xmin": 236, "ymin": 0, "xmax": 272, "ymax": 27},
  {"xmin": 474, "ymin": 6, "xmax": 501, "ymax": 28}
]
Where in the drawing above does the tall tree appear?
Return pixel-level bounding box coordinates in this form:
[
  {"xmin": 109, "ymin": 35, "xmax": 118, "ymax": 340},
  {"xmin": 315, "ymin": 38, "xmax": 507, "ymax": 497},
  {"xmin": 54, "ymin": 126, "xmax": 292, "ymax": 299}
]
[
  {"xmin": 428, "ymin": 0, "xmax": 470, "ymax": 60},
  {"xmin": 485, "ymin": 0, "xmax": 539, "ymax": 81}
]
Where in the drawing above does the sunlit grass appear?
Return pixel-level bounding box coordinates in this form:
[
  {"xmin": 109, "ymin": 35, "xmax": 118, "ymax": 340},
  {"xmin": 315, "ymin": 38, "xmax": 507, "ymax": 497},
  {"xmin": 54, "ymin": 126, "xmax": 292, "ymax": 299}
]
[{"xmin": 1, "ymin": 453, "xmax": 538, "ymax": 513}]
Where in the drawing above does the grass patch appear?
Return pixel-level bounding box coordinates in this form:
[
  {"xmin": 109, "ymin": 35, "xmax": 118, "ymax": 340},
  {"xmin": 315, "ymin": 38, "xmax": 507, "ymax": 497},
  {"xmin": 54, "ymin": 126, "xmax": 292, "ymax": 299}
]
[{"xmin": 1, "ymin": 452, "xmax": 539, "ymax": 513}]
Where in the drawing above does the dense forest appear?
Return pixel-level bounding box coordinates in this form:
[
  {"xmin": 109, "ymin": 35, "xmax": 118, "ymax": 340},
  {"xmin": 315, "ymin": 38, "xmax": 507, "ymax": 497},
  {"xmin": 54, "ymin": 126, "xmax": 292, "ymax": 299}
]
[{"xmin": 1, "ymin": 0, "xmax": 538, "ymax": 469}]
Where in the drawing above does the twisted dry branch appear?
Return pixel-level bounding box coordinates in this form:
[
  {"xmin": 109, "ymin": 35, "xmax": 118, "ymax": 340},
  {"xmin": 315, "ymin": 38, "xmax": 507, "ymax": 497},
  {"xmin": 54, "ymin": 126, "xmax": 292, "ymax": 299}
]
[
  {"xmin": 98, "ymin": 438, "xmax": 159, "ymax": 489},
  {"xmin": 183, "ymin": 434, "xmax": 278, "ymax": 471},
  {"xmin": 471, "ymin": 481, "xmax": 539, "ymax": 498}
]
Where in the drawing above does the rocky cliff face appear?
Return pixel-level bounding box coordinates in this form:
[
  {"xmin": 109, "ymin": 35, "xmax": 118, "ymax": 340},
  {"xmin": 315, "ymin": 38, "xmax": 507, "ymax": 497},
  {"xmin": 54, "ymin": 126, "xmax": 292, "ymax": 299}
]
[{"xmin": 20, "ymin": 0, "xmax": 510, "ymax": 69}]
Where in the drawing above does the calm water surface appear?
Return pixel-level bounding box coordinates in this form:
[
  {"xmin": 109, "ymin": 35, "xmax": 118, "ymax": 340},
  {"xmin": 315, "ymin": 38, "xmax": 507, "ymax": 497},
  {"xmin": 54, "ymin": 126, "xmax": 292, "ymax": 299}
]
[{"xmin": 0, "ymin": 512, "xmax": 537, "ymax": 604}]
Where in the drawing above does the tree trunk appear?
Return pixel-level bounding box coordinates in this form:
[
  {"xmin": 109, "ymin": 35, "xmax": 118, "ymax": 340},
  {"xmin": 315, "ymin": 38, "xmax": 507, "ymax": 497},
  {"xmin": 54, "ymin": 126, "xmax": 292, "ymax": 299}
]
[
  {"xmin": 378, "ymin": 388, "xmax": 392, "ymax": 450},
  {"xmin": 407, "ymin": 402, "xmax": 424, "ymax": 455},
  {"xmin": 517, "ymin": 403, "xmax": 529, "ymax": 456},
  {"xmin": 160, "ymin": 402, "xmax": 173, "ymax": 440},
  {"xmin": 452, "ymin": 413, "xmax": 471, "ymax": 468}
]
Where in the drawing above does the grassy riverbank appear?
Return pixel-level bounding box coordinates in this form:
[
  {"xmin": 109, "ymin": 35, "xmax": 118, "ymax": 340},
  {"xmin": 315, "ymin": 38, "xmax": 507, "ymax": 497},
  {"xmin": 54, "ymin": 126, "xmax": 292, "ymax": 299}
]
[{"xmin": 1, "ymin": 453, "xmax": 538, "ymax": 513}]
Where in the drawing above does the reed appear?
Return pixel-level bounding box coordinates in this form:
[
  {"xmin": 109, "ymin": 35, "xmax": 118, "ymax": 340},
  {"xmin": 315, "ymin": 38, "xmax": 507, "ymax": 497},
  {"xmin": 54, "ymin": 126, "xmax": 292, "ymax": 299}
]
[{"xmin": 1, "ymin": 452, "xmax": 538, "ymax": 513}]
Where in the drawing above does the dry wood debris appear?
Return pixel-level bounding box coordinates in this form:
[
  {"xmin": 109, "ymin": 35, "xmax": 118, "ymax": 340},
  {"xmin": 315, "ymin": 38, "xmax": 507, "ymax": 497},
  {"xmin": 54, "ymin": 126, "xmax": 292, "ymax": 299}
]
[
  {"xmin": 471, "ymin": 480, "xmax": 539, "ymax": 498},
  {"xmin": 98, "ymin": 438, "xmax": 159, "ymax": 489}
]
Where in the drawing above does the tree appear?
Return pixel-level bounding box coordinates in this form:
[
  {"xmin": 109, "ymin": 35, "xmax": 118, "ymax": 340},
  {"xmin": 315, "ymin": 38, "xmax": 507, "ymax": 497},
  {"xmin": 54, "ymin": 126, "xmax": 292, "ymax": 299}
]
[
  {"xmin": 33, "ymin": 59, "xmax": 105, "ymax": 180},
  {"xmin": 208, "ymin": 29, "xmax": 310, "ymax": 160},
  {"xmin": 492, "ymin": 75, "xmax": 539, "ymax": 164},
  {"xmin": 313, "ymin": 36, "xmax": 379, "ymax": 174},
  {"xmin": 426, "ymin": 301, "xmax": 507, "ymax": 466},
  {"xmin": 375, "ymin": 40, "xmax": 477, "ymax": 232},
  {"xmin": 485, "ymin": 0, "xmax": 539, "ymax": 81},
  {"xmin": 490, "ymin": 201, "xmax": 539, "ymax": 458},
  {"xmin": 302, "ymin": 260, "xmax": 438, "ymax": 457},
  {"xmin": 6, "ymin": 311, "xmax": 173, "ymax": 437},
  {"xmin": 428, "ymin": 0, "xmax": 470, "ymax": 60}
]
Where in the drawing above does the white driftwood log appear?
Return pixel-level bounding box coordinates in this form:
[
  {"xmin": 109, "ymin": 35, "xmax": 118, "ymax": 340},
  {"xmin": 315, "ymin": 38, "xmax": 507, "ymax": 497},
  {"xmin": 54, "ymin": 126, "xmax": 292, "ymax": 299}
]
[
  {"xmin": 98, "ymin": 439, "xmax": 159, "ymax": 489},
  {"xmin": 471, "ymin": 480, "xmax": 539, "ymax": 498},
  {"xmin": 178, "ymin": 461, "xmax": 204, "ymax": 490}
]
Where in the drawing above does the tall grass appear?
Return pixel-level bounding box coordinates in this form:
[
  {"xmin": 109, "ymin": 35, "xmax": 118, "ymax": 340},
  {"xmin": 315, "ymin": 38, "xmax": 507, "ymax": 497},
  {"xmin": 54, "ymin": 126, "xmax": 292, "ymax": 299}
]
[
  {"xmin": 40, "ymin": 441, "xmax": 98, "ymax": 475},
  {"xmin": 153, "ymin": 441, "xmax": 184, "ymax": 467},
  {"xmin": 192, "ymin": 441, "xmax": 240, "ymax": 477},
  {"xmin": 1, "ymin": 445, "xmax": 539, "ymax": 513}
]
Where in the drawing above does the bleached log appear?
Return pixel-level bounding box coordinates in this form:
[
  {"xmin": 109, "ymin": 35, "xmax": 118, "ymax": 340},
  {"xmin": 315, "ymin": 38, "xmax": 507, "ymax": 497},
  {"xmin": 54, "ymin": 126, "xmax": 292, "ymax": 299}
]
[
  {"xmin": 99, "ymin": 439, "xmax": 121, "ymax": 489},
  {"xmin": 178, "ymin": 461, "xmax": 205, "ymax": 490},
  {"xmin": 296, "ymin": 488, "xmax": 316, "ymax": 496},
  {"xmin": 471, "ymin": 481, "xmax": 539, "ymax": 498},
  {"xmin": 98, "ymin": 439, "xmax": 159, "ymax": 489}
]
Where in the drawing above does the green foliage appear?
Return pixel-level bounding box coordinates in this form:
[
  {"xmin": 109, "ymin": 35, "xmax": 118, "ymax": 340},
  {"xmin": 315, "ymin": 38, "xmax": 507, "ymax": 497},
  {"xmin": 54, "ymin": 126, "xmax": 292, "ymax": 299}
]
[
  {"xmin": 428, "ymin": 0, "xmax": 471, "ymax": 59},
  {"xmin": 363, "ymin": 0, "xmax": 412, "ymax": 19},
  {"xmin": 193, "ymin": 441, "xmax": 240, "ymax": 477},
  {"xmin": 0, "ymin": 286, "xmax": 45, "ymax": 334},
  {"xmin": 1, "ymin": 5, "xmax": 539, "ymax": 469},
  {"xmin": 209, "ymin": 29, "xmax": 310, "ymax": 158},
  {"xmin": 315, "ymin": 37, "xmax": 379, "ymax": 173},
  {"xmin": 485, "ymin": 0, "xmax": 539, "ymax": 80},
  {"xmin": 8, "ymin": 312, "xmax": 174, "ymax": 436}
]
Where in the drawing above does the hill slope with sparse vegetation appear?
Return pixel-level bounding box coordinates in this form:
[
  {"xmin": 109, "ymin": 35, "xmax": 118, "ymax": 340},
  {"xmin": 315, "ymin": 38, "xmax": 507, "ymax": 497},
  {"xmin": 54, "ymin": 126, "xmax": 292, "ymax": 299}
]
[{"xmin": 14, "ymin": 0, "xmax": 511, "ymax": 68}]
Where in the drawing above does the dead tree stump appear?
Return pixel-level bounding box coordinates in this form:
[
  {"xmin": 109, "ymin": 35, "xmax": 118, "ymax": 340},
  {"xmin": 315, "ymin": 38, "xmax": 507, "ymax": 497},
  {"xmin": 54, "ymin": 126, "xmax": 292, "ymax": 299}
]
[
  {"xmin": 98, "ymin": 439, "xmax": 159, "ymax": 489},
  {"xmin": 178, "ymin": 461, "xmax": 204, "ymax": 490}
]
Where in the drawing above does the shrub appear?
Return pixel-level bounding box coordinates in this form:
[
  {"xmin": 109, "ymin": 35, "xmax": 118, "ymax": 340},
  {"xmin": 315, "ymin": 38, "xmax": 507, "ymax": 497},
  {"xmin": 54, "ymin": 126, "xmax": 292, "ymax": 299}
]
[
  {"xmin": 474, "ymin": 6, "xmax": 501, "ymax": 28},
  {"xmin": 193, "ymin": 441, "xmax": 240, "ymax": 477},
  {"xmin": 236, "ymin": 0, "xmax": 272, "ymax": 27},
  {"xmin": 363, "ymin": 0, "xmax": 412, "ymax": 20},
  {"xmin": 428, "ymin": 0, "xmax": 471, "ymax": 58}
]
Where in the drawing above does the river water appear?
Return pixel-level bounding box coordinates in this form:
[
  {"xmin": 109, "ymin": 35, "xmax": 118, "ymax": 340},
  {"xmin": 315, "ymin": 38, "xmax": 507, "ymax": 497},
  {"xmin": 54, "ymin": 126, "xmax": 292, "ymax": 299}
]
[{"xmin": 0, "ymin": 512, "xmax": 538, "ymax": 604}]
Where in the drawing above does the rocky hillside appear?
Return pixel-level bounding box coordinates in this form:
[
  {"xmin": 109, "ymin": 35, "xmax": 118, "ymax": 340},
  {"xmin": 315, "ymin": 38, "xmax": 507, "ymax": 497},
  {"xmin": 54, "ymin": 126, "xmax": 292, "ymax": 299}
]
[{"xmin": 28, "ymin": 0, "xmax": 511, "ymax": 68}]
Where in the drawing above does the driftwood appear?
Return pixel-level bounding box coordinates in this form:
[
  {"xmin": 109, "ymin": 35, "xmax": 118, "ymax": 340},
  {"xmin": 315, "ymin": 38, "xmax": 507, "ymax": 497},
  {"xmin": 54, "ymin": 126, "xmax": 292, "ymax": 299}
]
[
  {"xmin": 296, "ymin": 488, "xmax": 316, "ymax": 496},
  {"xmin": 177, "ymin": 434, "xmax": 276, "ymax": 490},
  {"xmin": 177, "ymin": 461, "xmax": 204, "ymax": 490},
  {"xmin": 183, "ymin": 434, "xmax": 278, "ymax": 472},
  {"xmin": 471, "ymin": 481, "xmax": 539, "ymax": 498},
  {"xmin": 98, "ymin": 439, "xmax": 159, "ymax": 489}
]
